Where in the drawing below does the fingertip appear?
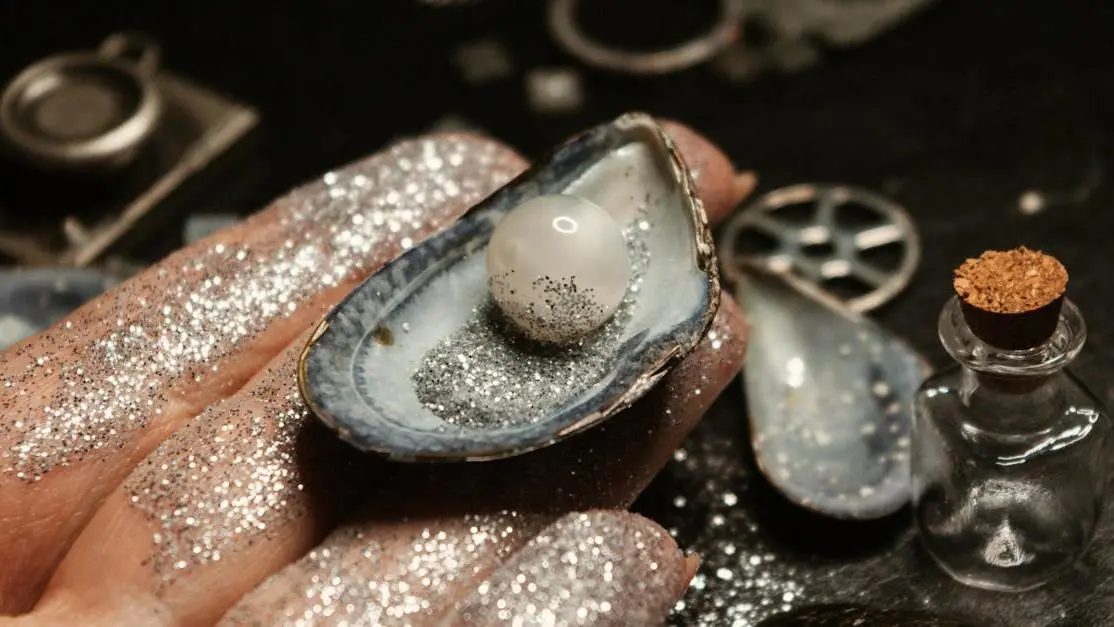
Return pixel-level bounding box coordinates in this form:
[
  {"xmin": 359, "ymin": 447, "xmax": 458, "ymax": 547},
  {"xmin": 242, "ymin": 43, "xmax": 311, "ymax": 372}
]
[
  {"xmin": 658, "ymin": 120, "xmax": 741, "ymax": 226},
  {"xmin": 681, "ymin": 553, "xmax": 702, "ymax": 593},
  {"xmin": 734, "ymin": 171, "xmax": 758, "ymax": 204}
]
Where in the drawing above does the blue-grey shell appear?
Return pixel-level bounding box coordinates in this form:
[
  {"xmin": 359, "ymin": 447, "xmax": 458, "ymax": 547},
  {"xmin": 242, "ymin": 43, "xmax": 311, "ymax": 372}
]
[{"xmin": 298, "ymin": 112, "xmax": 718, "ymax": 461}]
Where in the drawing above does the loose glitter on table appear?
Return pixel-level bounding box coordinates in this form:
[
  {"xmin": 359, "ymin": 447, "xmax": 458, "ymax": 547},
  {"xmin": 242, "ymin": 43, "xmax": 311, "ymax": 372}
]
[
  {"xmin": 0, "ymin": 136, "xmax": 524, "ymax": 483},
  {"xmin": 638, "ymin": 420, "xmax": 811, "ymax": 627},
  {"xmin": 641, "ymin": 394, "xmax": 1114, "ymax": 627}
]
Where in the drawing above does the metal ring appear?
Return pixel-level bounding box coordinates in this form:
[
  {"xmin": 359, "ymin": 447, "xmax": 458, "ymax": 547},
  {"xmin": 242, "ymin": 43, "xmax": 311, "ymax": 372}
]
[
  {"xmin": 718, "ymin": 184, "xmax": 921, "ymax": 313},
  {"xmin": 0, "ymin": 32, "xmax": 163, "ymax": 172},
  {"xmin": 548, "ymin": 0, "xmax": 744, "ymax": 75}
]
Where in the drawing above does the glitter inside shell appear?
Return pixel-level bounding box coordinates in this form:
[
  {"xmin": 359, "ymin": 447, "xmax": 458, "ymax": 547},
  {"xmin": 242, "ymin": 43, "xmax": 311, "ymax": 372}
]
[{"xmin": 298, "ymin": 112, "xmax": 717, "ymax": 461}]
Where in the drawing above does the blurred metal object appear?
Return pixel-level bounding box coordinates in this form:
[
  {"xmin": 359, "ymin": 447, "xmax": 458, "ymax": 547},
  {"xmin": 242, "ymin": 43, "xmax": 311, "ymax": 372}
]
[
  {"xmin": 454, "ymin": 38, "xmax": 514, "ymax": 85},
  {"xmin": 548, "ymin": 0, "xmax": 744, "ymax": 75},
  {"xmin": 184, "ymin": 213, "xmax": 240, "ymax": 245},
  {"xmin": 742, "ymin": 0, "xmax": 937, "ymax": 48},
  {"xmin": 427, "ymin": 114, "xmax": 484, "ymax": 134},
  {"xmin": 719, "ymin": 184, "xmax": 920, "ymax": 313},
  {"xmin": 0, "ymin": 268, "xmax": 118, "ymax": 349},
  {"xmin": 713, "ymin": 0, "xmax": 938, "ymax": 83},
  {"xmin": 0, "ymin": 32, "xmax": 163, "ymax": 172},
  {"xmin": 0, "ymin": 32, "xmax": 258, "ymax": 268},
  {"xmin": 67, "ymin": 73, "xmax": 257, "ymax": 267},
  {"xmin": 525, "ymin": 67, "xmax": 585, "ymax": 114}
]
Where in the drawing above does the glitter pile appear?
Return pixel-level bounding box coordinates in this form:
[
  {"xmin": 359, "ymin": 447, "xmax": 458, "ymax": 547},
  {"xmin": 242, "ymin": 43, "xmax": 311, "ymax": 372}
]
[{"xmin": 412, "ymin": 218, "xmax": 651, "ymax": 429}]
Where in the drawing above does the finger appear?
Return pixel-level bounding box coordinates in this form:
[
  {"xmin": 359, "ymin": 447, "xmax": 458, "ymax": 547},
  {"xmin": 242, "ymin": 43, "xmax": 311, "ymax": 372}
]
[
  {"xmin": 35, "ymin": 328, "xmax": 359, "ymax": 627},
  {"xmin": 33, "ymin": 121, "xmax": 747, "ymax": 625},
  {"xmin": 221, "ymin": 510, "xmax": 691, "ymax": 627},
  {"xmin": 658, "ymin": 119, "xmax": 742, "ymax": 225},
  {"xmin": 445, "ymin": 511, "xmax": 692, "ymax": 627},
  {"xmin": 217, "ymin": 512, "xmax": 550, "ymax": 627},
  {"xmin": 0, "ymin": 135, "xmax": 526, "ymax": 611},
  {"xmin": 214, "ymin": 297, "xmax": 745, "ymax": 627}
]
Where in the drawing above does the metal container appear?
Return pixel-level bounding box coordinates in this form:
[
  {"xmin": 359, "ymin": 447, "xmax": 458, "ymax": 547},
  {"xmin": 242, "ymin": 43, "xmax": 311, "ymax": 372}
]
[{"xmin": 0, "ymin": 32, "xmax": 163, "ymax": 173}]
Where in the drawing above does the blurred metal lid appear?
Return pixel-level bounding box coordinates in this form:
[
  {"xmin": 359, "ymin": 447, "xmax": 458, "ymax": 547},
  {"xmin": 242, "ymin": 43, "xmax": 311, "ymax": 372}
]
[{"xmin": 0, "ymin": 32, "xmax": 163, "ymax": 173}]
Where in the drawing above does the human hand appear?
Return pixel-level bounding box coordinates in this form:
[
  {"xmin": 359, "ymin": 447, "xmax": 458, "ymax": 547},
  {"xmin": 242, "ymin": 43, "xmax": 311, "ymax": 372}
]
[{"xmin": 0, "ymin": 119, "xmax": 754, "ymax": 626}]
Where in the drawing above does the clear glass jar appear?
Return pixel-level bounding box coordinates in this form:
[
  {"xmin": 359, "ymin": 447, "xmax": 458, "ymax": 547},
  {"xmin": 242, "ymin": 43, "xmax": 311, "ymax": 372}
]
[{"xmin": 912, "ymin": 296, "xmax": 1111, "ymax": 592}]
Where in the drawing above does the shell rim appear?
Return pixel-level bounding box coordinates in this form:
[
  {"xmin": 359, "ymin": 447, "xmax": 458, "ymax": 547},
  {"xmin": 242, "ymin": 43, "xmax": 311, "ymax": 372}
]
[{"xmin": 297, "ymin": 111, "xmax": 721, "ymax": 462}]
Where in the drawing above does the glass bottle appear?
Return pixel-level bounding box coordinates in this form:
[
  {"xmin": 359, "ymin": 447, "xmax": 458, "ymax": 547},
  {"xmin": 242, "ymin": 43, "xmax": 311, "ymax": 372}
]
[{"xmin": 912, "ymin": 296, "xmax": 1111, "ymax": 592}]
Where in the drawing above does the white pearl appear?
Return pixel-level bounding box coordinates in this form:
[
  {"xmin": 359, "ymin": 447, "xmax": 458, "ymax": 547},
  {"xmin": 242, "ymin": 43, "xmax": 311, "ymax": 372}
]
[{"xmin": 486, "ymin": 194, "xmax": 631, "ymax": 343}]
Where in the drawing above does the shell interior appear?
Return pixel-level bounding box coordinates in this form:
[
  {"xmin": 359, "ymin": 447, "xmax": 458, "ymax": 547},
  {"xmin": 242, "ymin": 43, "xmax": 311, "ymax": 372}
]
[
  {"xmin": 299, "ymin": 113, "xmax": 717, "ymax": 461},
  {"xmin": 736, "ymin": 266, "xmax": 929, "ymax": 519}
]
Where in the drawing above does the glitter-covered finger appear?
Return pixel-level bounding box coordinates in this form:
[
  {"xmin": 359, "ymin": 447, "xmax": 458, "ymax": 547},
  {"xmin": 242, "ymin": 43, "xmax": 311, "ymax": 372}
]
[
  {"xmin": 0, "ymin": 135, "xmax": 526, "ymax": 610},
  {"xmin": 217, "ymin": 513, "xmax": 549, "ymax": 627},
  {"xmin": 37, "ymin": 331, "xmax": 330, "ymax": 627},
  {"xmin": 447, "ymin": 511, "xmax": 693, "ymax": 627},
  {"xmin": 216, "ymin": 511, "xmax": 691, "ymax": 627}
]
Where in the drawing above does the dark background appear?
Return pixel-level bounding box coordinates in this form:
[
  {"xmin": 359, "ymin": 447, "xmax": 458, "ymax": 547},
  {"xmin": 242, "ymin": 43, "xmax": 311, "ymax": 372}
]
[{"xmin": 4, "ymin": 1, "xmax": 1114, "ymax": 625}]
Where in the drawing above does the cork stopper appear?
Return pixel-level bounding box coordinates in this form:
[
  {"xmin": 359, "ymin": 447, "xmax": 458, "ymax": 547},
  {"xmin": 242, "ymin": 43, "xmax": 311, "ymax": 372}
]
[{"xmin": 953, "ymin": 246, "xmax": 1068, "ymax": 350}]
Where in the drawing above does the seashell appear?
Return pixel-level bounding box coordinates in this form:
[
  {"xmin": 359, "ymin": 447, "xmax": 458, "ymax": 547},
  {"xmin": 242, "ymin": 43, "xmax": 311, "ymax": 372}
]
[
  {"xmin": 298, "ymin": 112, "xmax": 718, "ymax": 461},
  {"xmin": 734, "ymin": 265, "xmax": 929, "ymax": 519}
]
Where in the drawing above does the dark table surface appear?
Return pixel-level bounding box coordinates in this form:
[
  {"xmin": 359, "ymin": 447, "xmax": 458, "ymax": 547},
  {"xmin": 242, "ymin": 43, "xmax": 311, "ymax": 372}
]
[{"xmin": 4, "ymin": 1, "xmax": 1114, "ymax": 625}]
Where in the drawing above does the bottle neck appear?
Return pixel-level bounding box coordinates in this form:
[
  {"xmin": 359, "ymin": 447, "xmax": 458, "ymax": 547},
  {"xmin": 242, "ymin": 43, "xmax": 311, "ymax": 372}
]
[
  {"xmin": 939, "ymin": 296, "xmax": 1085, "ymax": 432},
  {"xmin": 938, "ymin": 296, "xmax": 1086, "ymax": 380}
]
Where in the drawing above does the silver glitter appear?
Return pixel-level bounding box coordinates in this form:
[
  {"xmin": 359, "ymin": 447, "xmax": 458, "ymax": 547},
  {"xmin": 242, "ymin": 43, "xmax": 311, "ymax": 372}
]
[
  {"xmin": 221, "ymin": 512, "xmax": 536, "ymax": 627},
  {"xmin": 487, "ymin": 271, "xmax": 609, "ymax": 344},
  {"xmin": 0, "ymin": 137, "xmax": 523, "ymax": 482},
  {"xmin": 648, "ymin": 435, "xmax": 810, "ymax": 626},
  {"xmin": 451, "ymin": 511, "xmax": 687, "ymax": 626},
  {"xmin": 125, "ymin": 348, "xmax": 310, "ymax": 588},
  {"xmin": 412, "ymin": 219, "xmax": 650, "ymax": 429}
]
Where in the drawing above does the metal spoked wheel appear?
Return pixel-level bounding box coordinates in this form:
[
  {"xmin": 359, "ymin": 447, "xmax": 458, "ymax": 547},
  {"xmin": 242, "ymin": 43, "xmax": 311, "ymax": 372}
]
[{"xmin": 718, "ymin": 184, "xmax": 921, "ymax": 313}]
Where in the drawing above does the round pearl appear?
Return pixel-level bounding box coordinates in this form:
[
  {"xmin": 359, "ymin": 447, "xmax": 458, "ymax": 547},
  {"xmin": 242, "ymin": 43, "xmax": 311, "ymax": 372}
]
[{"xmin": 486, "ymin": 194, "xmax": 631, "ymax": 344}]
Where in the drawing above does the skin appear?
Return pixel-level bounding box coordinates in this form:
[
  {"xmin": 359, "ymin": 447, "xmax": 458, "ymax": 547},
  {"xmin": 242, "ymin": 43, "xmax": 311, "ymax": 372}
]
[{"xmin": 0, "ymin": 120, "xmax": 755, "ymax": 626}]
